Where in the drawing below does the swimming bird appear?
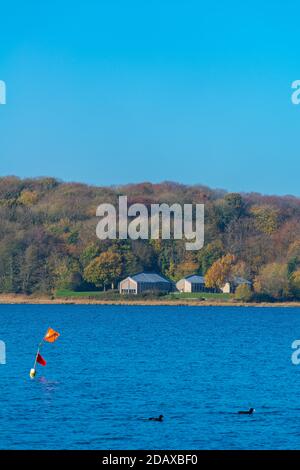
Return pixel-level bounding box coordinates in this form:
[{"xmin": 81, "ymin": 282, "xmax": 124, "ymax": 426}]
[
  {"xmin": 148, "ymin": 415, "xmax": 164, "ymax": 422},
  {"xmin": 238, "ymin": 408, "xmax": 255, "ymax": 415}
]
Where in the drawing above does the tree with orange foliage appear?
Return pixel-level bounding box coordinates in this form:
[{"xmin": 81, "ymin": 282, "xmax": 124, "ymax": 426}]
[
  {"xmin": 173, "ymin": 253, "xmax": 199, "ymax": 280},
  {"xmin": 205, "ymin": 254, "xmax": 236, "ymax": 289}
]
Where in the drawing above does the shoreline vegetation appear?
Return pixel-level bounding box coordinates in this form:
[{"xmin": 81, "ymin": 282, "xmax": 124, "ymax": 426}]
[{"xmin": 1, "ymin": 292, "xmax": 300, "ymax": 307}]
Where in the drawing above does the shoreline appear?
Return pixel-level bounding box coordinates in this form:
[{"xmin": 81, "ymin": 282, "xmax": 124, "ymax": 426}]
[{"xmin": 0, "ymin": 294, "xmax": 300, "ymax": 307}]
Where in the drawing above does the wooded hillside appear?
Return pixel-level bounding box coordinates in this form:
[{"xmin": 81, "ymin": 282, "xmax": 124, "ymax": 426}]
[{"xmin": 1, "ymin": 176, "xmax": 300, "ymax": 300}]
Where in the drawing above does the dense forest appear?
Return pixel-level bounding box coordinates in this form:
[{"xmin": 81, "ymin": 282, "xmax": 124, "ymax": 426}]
[{"xmin": 1, "ymin": 176, "xmax": 300, "ymax": 301}]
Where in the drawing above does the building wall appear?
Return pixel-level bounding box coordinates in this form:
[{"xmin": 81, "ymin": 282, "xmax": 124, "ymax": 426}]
[
  {"xmin": 221, "ymin": 282, "xmax": 231, "ymax": 293},
  {"xmin": 120, "ymin": 278, "xmax": 171, "ymax": 294},
  {"xmin": 176, "ymin": 279, "xmax": 185, "ymax": 292},
  {"xmin": 190, "ymin": 282, "xmax": 206, "ymax": 292},
  {"xmin": 221, "ymin": 281, "xmax": 251, "ymax": 294},
  {"xmin": 138, "ymin": 281, "xmax": 171, "ymax": 293},
  {"xmin": 185, "ymin": 280, "xmax": 192, "ymax": 293},
  {"xmin": 176, "ymin": 279, "xmax": 206, "ymax": 293},
  {"xmin": 119, "ymin": 278, "xmax": 138, "ymax": 294}
]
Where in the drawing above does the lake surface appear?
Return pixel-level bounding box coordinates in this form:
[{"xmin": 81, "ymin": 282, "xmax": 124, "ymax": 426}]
[{"xmin": 1, "ymin": 304, "xmax": 300, "ymax": 449}]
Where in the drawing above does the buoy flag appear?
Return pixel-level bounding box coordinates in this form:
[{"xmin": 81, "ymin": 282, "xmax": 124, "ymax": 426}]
[
  {"xmin": 36, "ymin": 353, "xmax": 46, "ymax": 366},
  {"xmin": 30, "ymin": 327, "xmax": 60, "ymax": 379},
  {"xmin": 44, "ymin": 328, "xmax": 60, "ymax": 343}
]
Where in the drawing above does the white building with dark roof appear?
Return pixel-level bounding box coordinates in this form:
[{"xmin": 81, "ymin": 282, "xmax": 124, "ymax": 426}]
[
  {"xmin": 119, "ymin": 272, "xmax": 172, "ymax": 295},
  {"xmin": 176, "ymin": 274, "xmax": 206, "ymax": 293}
]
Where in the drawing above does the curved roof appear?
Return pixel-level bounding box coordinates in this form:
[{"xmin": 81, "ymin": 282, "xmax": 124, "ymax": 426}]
[
  {"xmin": 234, "ymin": 277, "xmax": 251, "ymax": 285},
  {"xmin": 185, "ymin": 274, "xmax": 205, "ymax": 284},
  {"xmin": 131, "ymin": 272, "xmax": 171, "ymax": 283}
]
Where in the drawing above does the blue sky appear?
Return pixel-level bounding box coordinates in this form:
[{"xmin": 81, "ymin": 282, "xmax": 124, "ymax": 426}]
[{"xmin": 0, "ymin": 0, "xmax": 299, "ymax": 195}]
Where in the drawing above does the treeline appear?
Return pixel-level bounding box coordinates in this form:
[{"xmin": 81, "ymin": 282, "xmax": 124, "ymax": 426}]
[{"xmin": 1, "ymin": 176, "xmax": 300, "ymax": 301}]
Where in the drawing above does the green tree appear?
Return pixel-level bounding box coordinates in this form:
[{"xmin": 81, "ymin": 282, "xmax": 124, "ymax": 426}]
[
  {"xmin": 80, "ymin": 244, "xmax": 100, "ymax": 267},
  {"xmin": 198, "ymin": 240, "xmax": 224, "ymax": 274},
  {"xmin": 234, "ymin": 284, "xmax": 252, "ymax": 302},
  {"xmin": 52, "ymin": 257, "xmax": 82, "ymax": 291},
  {"xmin": 290, "ymin": 270, "xmax": 300, "ymax": 299},
  {"xmin": 213, "ymin": 193, "xmax": 246, "ymax": 232},
  {"xmin": 84, "ymin": 250, "xmax": 122, "ymax": 290},
  {"xmin": 122, "ymin": 249, "xmax": 141, "ymax": 277},
  {"xmin": 287, "ymin": 241, "xmax": 300, "ymax": 276}
]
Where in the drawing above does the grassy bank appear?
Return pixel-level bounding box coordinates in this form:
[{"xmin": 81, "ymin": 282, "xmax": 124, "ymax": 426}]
[
  {"xmin": 0, "ymin": 289, "xmax": 295, "ymax": 307},
  {"xmin": 165, "ymin": 292, "xmax": 231, "ymax": 300},
  {"xmin": 55, "ymin": 289, "xmax": 232, "ymax": 302},
  {"xmin": 55, "ymin": 289, "xmax": 117, "ymax": 299}
]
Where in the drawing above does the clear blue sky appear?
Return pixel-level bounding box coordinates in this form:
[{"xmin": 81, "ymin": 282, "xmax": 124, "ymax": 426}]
[{"xmin": 0, "ymin": 0, "xmax": 299, "ymax": 195}]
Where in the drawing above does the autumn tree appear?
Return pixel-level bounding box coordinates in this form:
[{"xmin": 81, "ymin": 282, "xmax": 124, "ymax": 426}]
[
  {"xmin": 289, "ymin": 270, "xmax": 300, "ymax": 299},
  {"xmin": 232, "ymin": 260, "xmax": 252, "ymax": 280},
  {"xmin": 83, "ymin": 250, "xmax": 122, "ymax": 290},
  {"xmin": 234, "ymin": 284, "xmax": 252, "ymax": 302},
  {"xmin": 250, "ymin": 205, "xmax": 279, "ymax": 235},
  {"xmin": 18, "ymin": 190, "xmax": 39, "ymax": 206},
  {"xmin": 254, "ymin": 263, "xmax": 290, "ymax": 299},
  {"xmin": 287, "ymin": 241, "xmax": 300, "ymax": 275},
  {"xmin": 172, "ymin": 252, "xmax": 199, "ymax": 280},
  {"xmin": 205, "ymin": 254, "xmax": 236, "ymax": 289}
]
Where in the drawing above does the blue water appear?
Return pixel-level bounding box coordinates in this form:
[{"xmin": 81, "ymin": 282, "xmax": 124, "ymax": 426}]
[{"xmin": 1, "ymin": 305, "xmax": 300, "ymax": 449}]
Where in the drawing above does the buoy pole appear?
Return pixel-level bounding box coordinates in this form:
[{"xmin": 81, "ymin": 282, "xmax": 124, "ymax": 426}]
[{"xmin": 29, "ymin": 339, "xmax": 44, "ymax": 379}]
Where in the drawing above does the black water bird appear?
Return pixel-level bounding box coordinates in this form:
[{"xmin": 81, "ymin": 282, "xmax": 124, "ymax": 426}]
[
  {"xmin": 148, "ymin": 415, "xmax": 164, "ymax": 422},
  {"xmin": 238, "ymin": 408, "xmax": 255, "ymax": 415}
]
